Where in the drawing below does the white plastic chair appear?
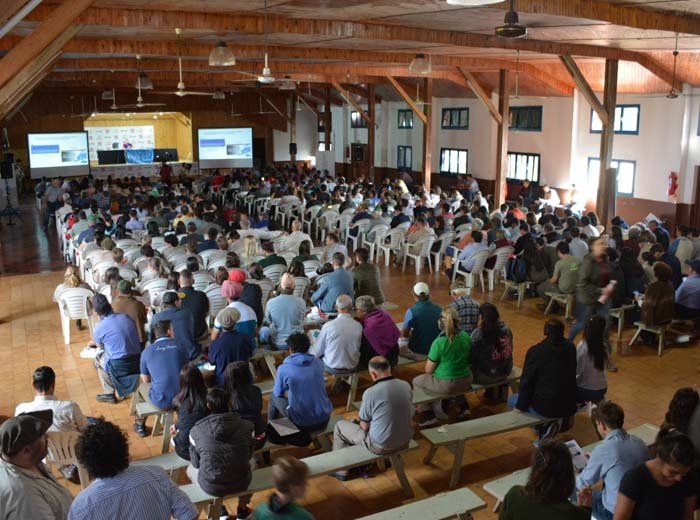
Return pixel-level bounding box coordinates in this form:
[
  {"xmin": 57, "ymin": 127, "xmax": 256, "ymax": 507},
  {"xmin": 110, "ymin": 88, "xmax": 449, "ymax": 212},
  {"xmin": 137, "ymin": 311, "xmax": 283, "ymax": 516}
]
[
  {"xmin": 118, "ymin": 268, "xmax": 138, "ymax": 282},
  {"xmin": 141, "ymin": 277, "xmax": 168, "ymax": 307},
  {"xmin": 151, "ymin": 236, "xmax": 166, "ymax": 253},
  {"xmin": 205, "ymin": 285, "xmax": 227, "ymax": 326},
  {"xmin": 302, "ymin": 205, "xmax": 322, "ymax": 235},
  {"xmin": 402, "ymin": 236, "xmax": 436, "ymax": 275},
  {"xmin": 293, "ymin": 276, "xmax": 310, "ymax": 300},
  {"xmin": 452, "ymin": 249, "xmax": 490, "ymax": 292},
  {"xmin": 377, "ymin": 227, "xmax": 407, "ymax": 267},
  {"xmin": 115, "ymin": 238, "xmax": 138, "ymax": 249},
  {"xmin": 45, "ymin": 431, "xmax": 91, "ymax": 489},
  {"xmin": 207, "ymin": 258, "xmax": 227, "ymax": 274},
  {"xmin": 362, "ymin": 224, "xmax": 389, "ymax": 262},
  {"xmin": 484, "ymin": 246, "xmax": 514, "ymax": 291},
  {"xmin": 431, "ymin": 231, "xmax": 455, "ymax": 271},
  {"xmin": 200, "ymin": 249, "xmax": 227, "ymax": 268},
  {"xmin": 303, "ymin": 259, "xmax": 321, "ymax": 279},
  {"xmin": 278, "ymin": 250, "xmax": 297, "ymax": 266},
  {"xmin": 346, "ymin": 219, "xmax": 371, "ymax": 251},
  {"xmin": 263, "ymin": 264, "xmax": 287, "ymax": 286},
  {"xmin": 250, "ymin": 278, "xmax": 274, "ymax": 310},
  {"xmin": 318, "ymin": 210, "xmax": 339, "ymax": 242},
  {"xmin": 57, "ymin": 288, "xmax": 95, "ymax": 345},
  {"xmin": 338, "ymin": 213, "xmax": 353, "ymax": 244},
  {"xmin": 193, "ymin": 272, "xmax": 214, "ymax": 292}
]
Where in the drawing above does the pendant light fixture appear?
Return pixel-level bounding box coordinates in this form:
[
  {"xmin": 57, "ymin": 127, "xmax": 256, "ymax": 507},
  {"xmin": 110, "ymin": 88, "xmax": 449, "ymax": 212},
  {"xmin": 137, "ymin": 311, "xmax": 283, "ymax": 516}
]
[
  {"xmin": 409, "ymin": 54, "xmax": 432, "ymax": 75},
  {"xmin": 667, "ymin": 33, "xmax": 680, "ymax": 99},
  {"xmin": 209, "ymin": 41, "xmax": 236, "ymax": 67}
]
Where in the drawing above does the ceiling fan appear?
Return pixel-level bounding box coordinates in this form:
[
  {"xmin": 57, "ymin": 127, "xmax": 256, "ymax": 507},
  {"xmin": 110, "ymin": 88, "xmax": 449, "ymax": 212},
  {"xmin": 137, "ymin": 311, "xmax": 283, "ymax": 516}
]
[
  {"xmin": 228, "ymin": 0, "xmax": 276, "ymax": 85},
  {"xmin": 414, "ymin": 82, "xmax": 433, "ymax": 105},
  {"xmin": 120, "ymin": 78, "xmax": 167, "ymax": 109},
  {"xmin": 229, "ymin": 95, "xmax": 276, "ymax": 117},
  {"xmin": 156, "ymin": 28, "xmax": 217, "ymax": 97},
  {"xmin": 495, "ymin": 0, "xmax": 527, "ymax": 39},
  {"xmin": 67, "ymin": 96, "xmax": 97, "ymax": 118}
]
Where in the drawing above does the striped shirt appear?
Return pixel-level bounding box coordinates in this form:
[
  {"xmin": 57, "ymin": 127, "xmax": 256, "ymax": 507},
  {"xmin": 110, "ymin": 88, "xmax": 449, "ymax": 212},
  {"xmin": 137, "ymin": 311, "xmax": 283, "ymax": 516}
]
[{"xmin": 68, "ymin": 465, "xmax": 197, "ymax": 520}]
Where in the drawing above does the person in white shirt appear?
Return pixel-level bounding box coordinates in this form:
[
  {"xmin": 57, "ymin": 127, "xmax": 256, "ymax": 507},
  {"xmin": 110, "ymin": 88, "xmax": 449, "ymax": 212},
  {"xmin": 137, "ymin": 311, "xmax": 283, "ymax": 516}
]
[
  {"xmin": 580, "ymin": 215, "xmax": 600, "ymax": 238},
  {"xmin": 320, "ymin": 232, "xmax": 348, "ymax": 265},
  {"xmin": 311, "ymin": 294, "xmax": 362, "ymax": 373},
  {"xmin": 280, "ymin": 219, "xmax": 313, "ymax": 254},
  {"xmin": 15, "ymin": 366, "xmax": 87, "ymax": 433},
  {"xmin": 538, "ymin": 184, "xmax": 560, "ymax": 209}
]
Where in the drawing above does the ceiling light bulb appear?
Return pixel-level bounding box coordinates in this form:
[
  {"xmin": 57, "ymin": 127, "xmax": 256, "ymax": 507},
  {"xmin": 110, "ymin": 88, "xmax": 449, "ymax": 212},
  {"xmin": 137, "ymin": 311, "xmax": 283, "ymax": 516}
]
[
  {"xmin": 409, "ymin": 54, "xmax": 432, "ymax": 74},
  {"xmin": 209, "ymin": 41, "xmax": 236, "ymax": 67}
]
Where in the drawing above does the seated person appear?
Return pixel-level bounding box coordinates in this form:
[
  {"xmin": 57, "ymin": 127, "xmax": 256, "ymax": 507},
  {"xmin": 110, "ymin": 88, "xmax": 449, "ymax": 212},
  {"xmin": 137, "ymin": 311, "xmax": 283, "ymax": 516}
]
[
  {"xmin": 0, "ymin": 410, "xmax": 73, "ymax": 519},
  {"xmin": 281, "ymin": 220, "xmax": 312, "ymax": 253},
  {"xmin": 178, "ymin": 269, "xmax": 209, "ymax": 342},
  {"xmin": 508, "ymin": 319, "xmax": 577, "ymax": 444},
  {"xmin": 208, "ymin": 308, "xmax": 254, "ymax": 386},
  {"xmin": 311, "ymin": 294, "xmax": 363, "ymax": 373},
  {"xmin": 332, "ymin": 356, "xmax": 413, "ymax": 481},
  {"xmin": 223, "ymin": 361, "xmax": 265, "ymax": 443},
  {"xmin": 446, "ymin": 230, "xmax": 487, "ymax": 279},
  {"xmin": 269, "ymin": 333, "xmax": 332, "ymax": 433},
  {"xmin": 352, "ymin": 247, "xmax": 385, "ymax": 305},
  {"xmin": 468, "ymin": 303, "xmax": 513, "ymax": 386},
  {"xmin": 401, "ymin": 282, "xmax": 441, "ymax": 357},
  {"xmin": 188, "ymin": 388, "xmax": 255, "ymax": 520},
  {"xmin": 134, "ymin": 320, "xmax": 189, "ymax": 437},
  {"xmin": 171, "ymin": 364, "xmax": 209, "ymax": 461},
  {"xmin": 355, "ymin": 295, "xmax": 400, "ymax": 367},
  {"xmin": 675, "ymin": 259, "xmax": 700, "ymax": 319},
  {"xmin": 258, "ymin": 241, "xmax": 287, "ymax": 269},
  {"xmin": 638, "ymin": 262, "xmax": 676, "ymax": 344},
  {"xmin": 253, "ymin": 456, "xmax": 313, "ymax": 520},
  {"xmin": 499, "ymin": 441, "xmax": 588, "ymax": 520},
  {"xmin": 319, "ymin": 232, "xmax": 348, "ymax": 265},
  {"xmin": 151, "ymin": 291, "xmax": 199, "ymax": 361},
  {"xmin": 70, "ymin": 419, "xmax": 198, "ymax": 520},
  {"xmin": 448, "ymin": 287, "xmax": 480, "ymax": 334},
  {"xmin": 650, "ymin": 243, "xmax": 683, "ymax": 289},
  {"xmin": 292, "ymin": 239, "xmax": 318, "ymax": 265},
  {"xmin": 575, "ymin": 316, "xmax": 608, "ymax": 405},
  {"xmin": 311, "ymin": 252, "xmax": 353, "ymax": 316},
  {"xmin": 259, "ymin": 273, "xmax": 307, "ymax": 350},
  {"xmin": 412, "ymin": 307, "xmax": 472, "ymax": 427},
  {"xmin": 572, "ymin": 401, "xmax": 650, "ymax": 520},
  {"xmin": 536, "ymin": 242, "xmax": 580, "ymax": 303}
]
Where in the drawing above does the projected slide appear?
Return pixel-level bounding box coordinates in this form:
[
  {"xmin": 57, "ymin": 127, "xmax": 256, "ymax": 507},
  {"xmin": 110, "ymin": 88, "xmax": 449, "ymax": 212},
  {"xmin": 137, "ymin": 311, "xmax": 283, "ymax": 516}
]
[
  {"xmin": 198, "ymin": 127, "xmax": 253, "ymax": 169},
  {"xmin": 28, "ymin": 132, "xmax": 90, "ymax": 178}
]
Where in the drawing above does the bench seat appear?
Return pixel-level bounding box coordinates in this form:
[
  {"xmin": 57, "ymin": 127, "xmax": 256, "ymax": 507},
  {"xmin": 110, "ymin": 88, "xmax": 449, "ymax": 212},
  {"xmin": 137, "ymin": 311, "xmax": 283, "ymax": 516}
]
[{"xmin": 356, "ymin": 487, "xmax": 486, "ymax": 520}]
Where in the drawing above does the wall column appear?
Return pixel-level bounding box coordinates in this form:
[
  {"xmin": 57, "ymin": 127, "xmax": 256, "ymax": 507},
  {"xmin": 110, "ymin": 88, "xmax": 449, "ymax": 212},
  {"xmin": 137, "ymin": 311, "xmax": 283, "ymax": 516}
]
[
  {"xmin": 494, "ymin": 70, "xmax": 510, "ymax": 207},
  {"xmin": 597, "ymin": 59, "xmax": 619, "ymax": 227},
  {"xmin": 422, "ymin": 78, "xmax": 433, "ymax": 189}
]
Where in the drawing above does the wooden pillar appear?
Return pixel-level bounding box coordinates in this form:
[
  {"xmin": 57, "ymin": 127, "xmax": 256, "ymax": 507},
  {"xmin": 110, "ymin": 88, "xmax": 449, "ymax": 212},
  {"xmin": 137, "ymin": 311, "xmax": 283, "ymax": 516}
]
[
  {"xmin": 368, "ymin": 83, "xmax": 376, "ymax": 184},
  {"xmin": 290, "ymin": 93, "xmax": 297, "ymax": 164},
  {"xmin": 422, "ymin": 78, "xmax": 433, "ymax": 189},
  {"xmin": 597, "ymin": 59, "xmax": 619, "ymax": 227},
  {"xmin": 494, "ymin": 69, "xmax": 510, "ymax": 207},
  {"xmin": 324, "ymin": 84, "xmax": 332, "ymax": 149}
]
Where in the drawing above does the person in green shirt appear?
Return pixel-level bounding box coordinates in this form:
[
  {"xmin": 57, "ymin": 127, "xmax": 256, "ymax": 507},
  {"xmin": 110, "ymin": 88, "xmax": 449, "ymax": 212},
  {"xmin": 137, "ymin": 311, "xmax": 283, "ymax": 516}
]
[
  {"xmin": 412, "ymin": 306, "xmax": 473, "ymax": 427},
  {"xmin": 254, "ymin": 455, "xmax": 314, "ymax": 520},
  {"xmin": 499, "ymin": 441, "xmax": 589, "ymax": 520}
]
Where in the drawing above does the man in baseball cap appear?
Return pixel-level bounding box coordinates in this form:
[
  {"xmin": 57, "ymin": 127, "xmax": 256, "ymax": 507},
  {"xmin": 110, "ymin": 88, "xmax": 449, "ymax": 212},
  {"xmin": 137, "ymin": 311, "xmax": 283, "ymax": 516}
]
[
  {"xmin": 0, "ymin": 410, "xmax": 73, "ymax": 518},
  {"xmin": 676, "ymin": 259, "xmax": 700, "ymax": 319},
  {"xmin": 400, "ymin": 282, "xmax": 441, "ymax": 358}
]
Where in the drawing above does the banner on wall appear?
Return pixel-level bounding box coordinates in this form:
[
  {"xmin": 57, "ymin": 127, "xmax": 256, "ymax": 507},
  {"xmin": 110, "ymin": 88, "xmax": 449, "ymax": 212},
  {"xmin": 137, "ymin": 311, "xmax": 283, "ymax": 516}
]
[{"xmin": 86, "ymin": 125, "xmax": 156, "ymax": 161}]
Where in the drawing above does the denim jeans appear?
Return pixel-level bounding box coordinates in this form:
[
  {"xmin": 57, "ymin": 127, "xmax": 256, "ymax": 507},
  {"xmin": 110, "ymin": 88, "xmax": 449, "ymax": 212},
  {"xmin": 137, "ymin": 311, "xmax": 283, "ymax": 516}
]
[
  {"xmin": 568, "ymin": 299, "xmax": 610, "ymax": 342},
  {"xmin": 507, "ymin": 393, "xmax": 551, "ymax": 436},
  {"xmin": 591, "ymin": 489, "xmax": 614, "ymax": 520}
]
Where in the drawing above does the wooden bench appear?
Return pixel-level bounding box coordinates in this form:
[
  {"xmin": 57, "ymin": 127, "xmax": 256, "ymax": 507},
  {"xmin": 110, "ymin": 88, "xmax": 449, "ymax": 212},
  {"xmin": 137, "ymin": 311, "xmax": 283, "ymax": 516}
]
[
  {"xmin": 181, "ymin": 440, "xmax": 420, "ymax": 519},
  {"xmin": 629, "ymin": 321, "xmax": 668, "ymax": 356},
  {"xmin": 356, "ymin": 487, "xmax": 486, "ymax": 520},
  {"xmin": 351, "ymin": 367, "xmax": 522, "ymax": 411},
  {"xmin": 132, "ymin": 416, "xmax": 343, "ymax": 477},
  {"xmin": 609, "ymin": 303, "xmax": 637, "ymax": 339},
  {"xmin": 482, "ymin": 423, "xmax": 660, "ymax": 512},
  {"xmin": 129, "ymin": 383, "xmax": 174, "ymax": 455},
  {"xmin": 501, "ymin": 281, "xmax": 534, "ymax": 309},
  {"xmin": 421, "ymin": 411, "xmax": 548, "ymax": 489},
  {"xmin": 544, "ymin": 292, "xmax": 575, "ymax": 320}
]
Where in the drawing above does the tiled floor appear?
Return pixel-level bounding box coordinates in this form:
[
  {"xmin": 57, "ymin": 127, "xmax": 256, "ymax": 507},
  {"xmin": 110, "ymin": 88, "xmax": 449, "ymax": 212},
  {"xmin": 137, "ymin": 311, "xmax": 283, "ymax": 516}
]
[{"xmin": 1, "ymin": 203, "xmax": 698, "ymax": 518}]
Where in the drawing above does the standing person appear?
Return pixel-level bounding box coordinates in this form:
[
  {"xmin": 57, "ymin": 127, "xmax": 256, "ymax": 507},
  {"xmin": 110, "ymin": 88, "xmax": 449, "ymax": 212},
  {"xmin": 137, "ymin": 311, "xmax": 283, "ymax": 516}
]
[
  {"xmin": 575, "ymin": 315, "xmax": 609, "ymax": 405},
  {"xmin": 332, "ymin": 356, "xmax": 413, "ymax": 481},
  {"xmin": 69, "ymin": 419, "xmax": 198, "ymax": 520},
  {"xmin": 188, "ymin": 388, "xmax": 255, "ymax": 520},
  {"xmin": 42, "ymin": 177, "xmax": 65, "ymax": 231},
  {"xmin": 178, "ymin": 269, "xmax": 210, "ymax": 342},
  {"xmin": 412, "ymin": 307, "xmax": 473, "ymax": 426},
  {"xmin": 401, "ymin": 282, "xmax": 442, "ymax": 357},
  {"xmin": 352, "ymin": 247, "xmax": 385, "ymax": 305},
  {"xmin": 614, "ymin": 428, "xmax": 696, "ymax": 520},
  {"xmin": 573, "ymin": 402, "xmax": 651, "ymax": 520},
  {"xmin": 253, "ymin": 456, "xmax": 314, "ymax": 520},
  {"xmin": 171, "ymin": 364, "xmax": 209, "ymax": 461},
  {"xmin": 509, "ymin": 319, "xmax": 577, "ymax": 444},
  {"xmin": 468, "ymin": 303, "xmax": 514, "ymax": 386},
  {"xmin": 158, "ymin": 160, "xmax": 173, "ymax": 185},
  {"xmin": 0, "ymin": 410, "xmax": 74, "ymax": 519},
  {"xmin": 499, "ymin": 441, "xmax": 589, "ymax": 520}
]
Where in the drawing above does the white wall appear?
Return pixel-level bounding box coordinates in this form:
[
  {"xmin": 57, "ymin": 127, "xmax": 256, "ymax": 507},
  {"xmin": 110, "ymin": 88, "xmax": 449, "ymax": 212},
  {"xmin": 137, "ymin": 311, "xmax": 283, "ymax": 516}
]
[{"xmin": 273, "ymin": 102, "xmax": 317, "ymax": 163}]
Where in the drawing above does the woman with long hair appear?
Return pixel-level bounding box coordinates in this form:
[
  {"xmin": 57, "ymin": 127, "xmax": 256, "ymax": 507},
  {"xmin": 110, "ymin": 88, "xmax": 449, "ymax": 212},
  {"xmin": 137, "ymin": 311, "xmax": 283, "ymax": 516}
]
[
  {"xmin": 223, "ymin": 361, "xmax": 265, "ymax": 441},
  {"xmin": 469, "ymin": 303, "xmax": 514, "ymax": 385},
  {"xmin": 610, "ymin": 225, "xmax": 624, "ymax": 252},
  {"xmin": 499, "ymin": 441, "xmax": 589, "ymax": 519},
  {"xmin": 241, "ymin": 235, "xmax": 259, "ymax": 267},
  {"xmin": 412, "ymin": 306, "xmax": 473, "ymax": 426},
  {"xmin": 619, "ymin": 246, "xmax": 645, "ymax": 297},
  {"xmin": 166, "ymin": 271, "xmax": 180, "ymax": 291},
  {"xmin": 171, "ymin": 363, "xmax": 209, "ymax": 460},
  {"xmin": 576, "ymin": 315, "xmax": 608, "ymax": 404},
  {"xmin": 663, "ymin": 387, "xmax": 699, "ymax": 434},
  {"xmin": 522, "ymin": 238, "xmax": 549, "ymax": 284}
]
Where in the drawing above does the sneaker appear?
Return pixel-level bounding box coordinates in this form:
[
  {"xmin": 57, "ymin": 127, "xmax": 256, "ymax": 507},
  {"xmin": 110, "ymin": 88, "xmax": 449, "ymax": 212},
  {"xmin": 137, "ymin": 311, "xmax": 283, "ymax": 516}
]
[
  {"xmin": 235, "ymin": 505, "xmax": 252, "ymax": 520},
  {"xmin": 334, "ymin": 471, "xmax": 351, "ymax": 481},
  {"xmin": 218, "ymin": 506, "xmax": 230, "ymax": 520},
  {"xmin": 431, "ymin": 401, "xmax": 449, "ymax": 421},
  {"xmin": 457, "ymin": 406, "xmax": 472, "ymax": 420},
  {"xmin": 538, "ymin": 420, "xmax": 561, "ymax": 443},
  {"xmin": 133, "ymin": 422, "xmax": 148, "ymax": 438},
  {"xmin": 417, "ymin": 411, "xmax": 439, "ymax": 427},
  {"xmin": 96, "ymin": 393, "xmax": 116, "ymax": 404},
  {"xmin": 606, "ymin": 359, "xmax": 618, "ymax": 372}
]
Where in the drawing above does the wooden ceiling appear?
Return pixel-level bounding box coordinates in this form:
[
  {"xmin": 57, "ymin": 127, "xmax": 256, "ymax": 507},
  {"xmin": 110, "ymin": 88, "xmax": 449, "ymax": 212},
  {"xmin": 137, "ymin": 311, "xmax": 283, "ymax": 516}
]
[{"xmin": 3, "ymin": 0, "xmax": 700, "ymax": 122}]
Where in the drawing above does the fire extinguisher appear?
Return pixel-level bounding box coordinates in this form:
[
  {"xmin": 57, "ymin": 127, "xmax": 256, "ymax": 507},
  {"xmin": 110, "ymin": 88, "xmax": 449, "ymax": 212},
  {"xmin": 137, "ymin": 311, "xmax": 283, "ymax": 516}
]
[
  {"xmin": 668, "ymin": 171, "xmax": 678, "ymax": 197},
  {"xmin": 345, "ymin": 145, "xmax": 350, "ymax": 159}
]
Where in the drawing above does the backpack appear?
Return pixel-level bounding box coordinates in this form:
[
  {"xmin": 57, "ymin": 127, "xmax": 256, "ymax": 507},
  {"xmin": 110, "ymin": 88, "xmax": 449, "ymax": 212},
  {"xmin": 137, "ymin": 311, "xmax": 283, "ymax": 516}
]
[{"xmin": 507, "ymin": 257, "xmax": 527, "ymax": 283}]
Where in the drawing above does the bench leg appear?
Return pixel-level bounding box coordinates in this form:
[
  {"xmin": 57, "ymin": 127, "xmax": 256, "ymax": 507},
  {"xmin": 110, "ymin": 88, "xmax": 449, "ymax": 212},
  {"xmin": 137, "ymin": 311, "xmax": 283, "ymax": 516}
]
[
  {"xmin": 617, "ymin": 313, "xmax": 625, "ymax": 339},
  {"xmin": 629, "ymin": 326, "xmax": 642, "ymax": 347},
  {"xmin": 449, "ymin": 440, "xmax": 466, "ymax": 490},
  {"xmin": 543, "ymin": 298, "xmax": 554, "ymax": 316},
  {"xmin": 346, "ymin": 373, "xmax": 360, "ymax": 412},
  {"xmin": 423, "ymin": 444, "xmax": 439, "ymax": 465},
  {"xmin": 517, "ymin": 284, "xmax": 525, "ymax": 309},
  {"xmin": 264, "ymin": 353, "xmax": 278, "ymax": 378},
  {"xmin": 389, "ymin": 454, "xmax": 414, "ymax": 499},
  {"xmin": 456, "ymin": 514, "xmax": 474, "ymax": 520},
  {"xmin": 500, "ymin": 284, "xmax": 509, "ymax": 302},
  {"xmin": 658, "ymin": 330, "xmax": 665, "ymax": 357},
  {"xmin": 160, "ymin": 413, "xmax": 173, "ymax": 455},
  {"xmin": 206, "ymin": 498, "xmax": 224, "ymax": 520},
  {"xmin": 492, "ymin": 499, "xmax": 502, "ymax": 513},
  {"xmin": 317, "ymin": 433, "xmax": 332, "ymax": 452},
  {"xmin": 565, "ymin": 298, "xmax": 573, "ymax": 320}
]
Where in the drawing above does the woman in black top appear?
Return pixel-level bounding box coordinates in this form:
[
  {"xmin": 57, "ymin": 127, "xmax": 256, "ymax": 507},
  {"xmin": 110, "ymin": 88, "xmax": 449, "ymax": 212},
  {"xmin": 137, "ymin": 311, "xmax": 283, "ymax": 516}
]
[
  {"xmin": 615, "ymin": 428, "xmax": 696, "ymax": 520},
  {"xmin": 223, "ymin": 361, "xmax": 266, "ymax": 445},
  {"xmin": 469, "ymin": 303, "xmax": 513, "ymax": 384},
  {"xmin": 171, "ymin": 363, "xmax": 209, "ymax": 460}
]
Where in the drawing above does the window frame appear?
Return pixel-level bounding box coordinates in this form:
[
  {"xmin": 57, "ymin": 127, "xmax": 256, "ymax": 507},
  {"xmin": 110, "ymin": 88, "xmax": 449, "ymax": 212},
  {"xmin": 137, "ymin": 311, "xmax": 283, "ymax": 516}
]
[
  {"xmin": 586, "ymin": 157, "xmax": 637, "ymax": 198},
  {"xmin": 397, "ymin": 145, "xmax": 412, "ymax": 170},
  {"xmin": 509, "ymin": 106, "xmax": 543, "ymax": 132},
  {"xmin": 397, "ymin": 109, "xmax": 414, "ymax": 129},
  {"xmin": 439, "ymin": 147, "xmax": 469, "ymax": 176},
  {"xmin": 506, "ymin": 151, "xmax": 541, "ymax": 183},
  {"xmin": 590, "ymin": 104, "xmax": 640, "ymax": 135},
  {"xmin": 440, "ymin": 107, "xmax": 469, "ymax": 130},
  {"xmin": 350, "ymin": 111, "xmax": 368, "ymax": 129}
]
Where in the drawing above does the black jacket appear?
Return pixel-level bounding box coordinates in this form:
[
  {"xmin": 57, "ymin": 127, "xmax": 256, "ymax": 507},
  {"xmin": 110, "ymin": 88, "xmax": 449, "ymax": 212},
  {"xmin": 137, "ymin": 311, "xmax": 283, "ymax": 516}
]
[
  {"xmin": 180, "ymin": 286, "xmax": 210, "ymax": 339},
  {"xmin": 516, "ymin": 337, "xmax": 577, "ymax": 418}
]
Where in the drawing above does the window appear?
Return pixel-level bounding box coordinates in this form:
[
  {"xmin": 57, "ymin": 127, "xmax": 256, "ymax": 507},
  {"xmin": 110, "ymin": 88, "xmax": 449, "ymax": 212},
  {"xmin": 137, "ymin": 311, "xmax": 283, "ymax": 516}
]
[
  {"xmin": 509, "ymin": 106, "xmax": 543, "ymax": 131},
  {"xmin": 441, "ymin": 108, "xmax": 469, "ymax": 129},
  {"xmin": 350, "ymin": 111, "xmax": 368, "ymax": 128},
  {"xmin": 398, "ymin": 109, "xmax": 413, "ymax": 129},
  {"xmin": 507, "ymin": 152, "xmax": 540, "ymax": 182},
  {"xmin": 590, "ymin": 104, "xmax": 640, "ymax": 134},
  {"xmin": 439, "ymin": 148, "xmax": 468, "ymax": 175},
  {"xmin": 317, "ymin": 142, "xmax": 333, "ymax": 151},
  {"xmin": 318, "ymin": 117, "xmax": 327, "ymax": 133},
  {"xmin": 397, "ymin": 145, "xmax": 412, "ymax": 170},
  {"xmin": 586, "ymin": 157, "xmax": 636, "ymax": 197}
]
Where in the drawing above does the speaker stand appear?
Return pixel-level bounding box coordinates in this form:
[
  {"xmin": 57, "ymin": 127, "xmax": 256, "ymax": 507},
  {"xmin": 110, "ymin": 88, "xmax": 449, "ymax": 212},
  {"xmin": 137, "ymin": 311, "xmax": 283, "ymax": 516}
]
[{"xmin": 0, "ymin": 178, "xmax": 22, "ymax": 225}]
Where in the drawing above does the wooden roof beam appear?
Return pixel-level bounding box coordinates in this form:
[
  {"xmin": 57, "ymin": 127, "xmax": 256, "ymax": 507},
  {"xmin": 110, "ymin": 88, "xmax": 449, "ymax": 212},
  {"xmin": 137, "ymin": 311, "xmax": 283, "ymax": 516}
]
[
  {"xmin": 297, "ymin": 93, "xmax": 319, "ymax": 117},
  {"xmin": 386, "ymin": 76, "xmax": 427, "ymax": 125},
  {"xmin": 559, "ymin": 55, "xmax": 609, "ymax": 126},
  {"xmin": 258, "ymin": 90, "xmax": 291, "ymax": 123},
  {"xmin": 519, "ymin": 63, "xmax": 574, "ymax": 96},
  {"xmin": 331, "ymin": 81, "xmax": 372, "ymax": 125},
  {"xmin": 340, "ymin": 84, "xmax": 382, "ymax": 103},
  {"xmin": 456, "ymin": 67, "xmax": 501, "ymax": 125}
]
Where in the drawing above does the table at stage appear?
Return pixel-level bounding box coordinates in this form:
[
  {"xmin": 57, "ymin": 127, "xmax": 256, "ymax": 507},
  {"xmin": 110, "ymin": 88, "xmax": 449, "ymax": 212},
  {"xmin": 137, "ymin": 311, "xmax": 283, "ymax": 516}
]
[{"xmin": 89, "ymin": 162, "xmax": 198, "ymax": 179}]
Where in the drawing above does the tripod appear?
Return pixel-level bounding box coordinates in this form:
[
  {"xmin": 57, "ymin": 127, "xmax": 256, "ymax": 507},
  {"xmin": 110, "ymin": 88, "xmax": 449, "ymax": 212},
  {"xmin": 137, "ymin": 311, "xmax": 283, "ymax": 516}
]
[{"xmin": 0, "ymin": 177, "xmax": 22, "ymax": 225}]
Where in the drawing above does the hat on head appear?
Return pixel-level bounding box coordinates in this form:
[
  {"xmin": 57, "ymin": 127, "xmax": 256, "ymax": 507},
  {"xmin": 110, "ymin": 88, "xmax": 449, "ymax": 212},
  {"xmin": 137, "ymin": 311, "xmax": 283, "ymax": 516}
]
[
  {"xmin": 117, "ymin": 279, "xmax": 131, "ymax": 294},
  {"xmin": 216, "ymin": 307, "xmax": 241, "ymax": 330},
  {"xmin": 0, "ymin": 410, "xmax": 53, "ymax": 456},
  {"xmin": 686, "ymin": 259, "xmax": 700, "ymax": 273},
  {"xmin": 221, "ymin": 280, "xmax": 243, "ymax": 300},
  {"xmin": 413, "ymin": 282, "xmax": 430, "ymax": 296},
  {"xmin": 228, "ymin": 269, "xmax": 247, "ymax": 283},
  {"xmin": 162, "ymin": 291, "xmax": 180, "ymax": 305}
]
